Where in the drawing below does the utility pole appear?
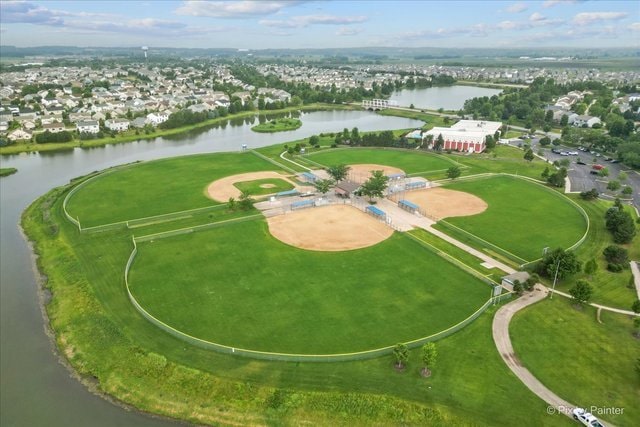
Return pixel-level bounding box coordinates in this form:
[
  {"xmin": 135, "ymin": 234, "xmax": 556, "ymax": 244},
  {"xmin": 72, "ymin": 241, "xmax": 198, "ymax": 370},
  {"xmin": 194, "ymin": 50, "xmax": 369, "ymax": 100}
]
[{"xmin": 549, "ymin": 258, "xmax": 561, "ymax": 300}]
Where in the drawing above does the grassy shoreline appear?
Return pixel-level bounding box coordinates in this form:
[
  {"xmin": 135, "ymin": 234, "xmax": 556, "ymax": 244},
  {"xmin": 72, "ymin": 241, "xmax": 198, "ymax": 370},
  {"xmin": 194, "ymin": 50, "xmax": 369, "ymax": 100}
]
[
  {"xmin": 251, "ymin": 117, "xmax": 302, "ymax": 133},
  {"xmin": 0, "ymin": 103, "xmax": 355, "ymax": 156},
  {"xmin": 0, "ymin": 167, "xmax": 18, "ymax": 177}
]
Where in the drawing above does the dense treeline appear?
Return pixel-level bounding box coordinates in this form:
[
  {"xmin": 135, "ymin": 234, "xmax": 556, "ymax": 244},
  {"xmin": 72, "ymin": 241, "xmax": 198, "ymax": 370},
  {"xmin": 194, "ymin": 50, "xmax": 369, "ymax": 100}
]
[
  {"xmin": 159, "ymin": 110, "xmax": 210, "ymax": 130},
  {"xmin": 35, "ymin": 130, "xmax": 73, "ymax": 143}
]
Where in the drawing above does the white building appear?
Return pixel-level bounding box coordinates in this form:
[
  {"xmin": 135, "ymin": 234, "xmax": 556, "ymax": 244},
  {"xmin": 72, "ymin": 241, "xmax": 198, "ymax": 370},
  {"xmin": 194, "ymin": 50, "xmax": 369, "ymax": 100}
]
[
  {"xmin": 42, "ymin": 122, "xmax": 66, "ymax": 133},
  {"xmin": 146, "ymin": 112, "xmax": 169, "ymax": 126},
  {"xmin": 76, "ymin": 120, "xmax": 100, "ymax": 134},
  {"xmin": 424, "ymin": 120, "xmax": 502, "ymax": 153},
  {"xmin": 105, "ymin": 119, "xmax": 130, "ymax": 132},
  {"xmin": 573, "ymin": 115, "xmax": 601, "ymax": 128}
]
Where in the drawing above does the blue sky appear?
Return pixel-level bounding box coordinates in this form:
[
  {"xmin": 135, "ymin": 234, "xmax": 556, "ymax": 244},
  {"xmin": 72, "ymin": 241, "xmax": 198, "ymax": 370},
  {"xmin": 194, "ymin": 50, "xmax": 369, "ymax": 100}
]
[{"xmin": 1, "ymin": 1, "xmax": 638, "ymax": 49}]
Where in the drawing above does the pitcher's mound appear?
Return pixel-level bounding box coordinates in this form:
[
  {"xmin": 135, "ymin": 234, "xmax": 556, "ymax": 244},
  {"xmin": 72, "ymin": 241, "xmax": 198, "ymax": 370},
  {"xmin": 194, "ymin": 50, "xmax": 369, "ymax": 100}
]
[
  {"xmin": 405, "ymin": 188, "xmax": 487, "ymax": 219},
  {"xmin": 267, "ymin": 205, "xmax": 393, "ymax": 251}
]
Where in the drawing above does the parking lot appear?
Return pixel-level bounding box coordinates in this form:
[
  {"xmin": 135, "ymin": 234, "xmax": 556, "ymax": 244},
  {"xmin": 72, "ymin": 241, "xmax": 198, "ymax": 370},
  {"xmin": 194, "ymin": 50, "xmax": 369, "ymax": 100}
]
[{"xmin": 506, "ymin": 135, "xmax": 639, "ymax": 210}]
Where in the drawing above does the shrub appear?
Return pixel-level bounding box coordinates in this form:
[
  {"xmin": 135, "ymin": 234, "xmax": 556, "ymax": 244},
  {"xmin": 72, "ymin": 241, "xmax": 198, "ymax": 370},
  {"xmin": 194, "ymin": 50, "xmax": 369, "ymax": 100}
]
[
  {"xmin": 607, "ymin": 263, "xmax": 624, "ymax": 273},
  {"xmin": 603, "ymin": 245, "xmax": 629, "ymax": 265}
]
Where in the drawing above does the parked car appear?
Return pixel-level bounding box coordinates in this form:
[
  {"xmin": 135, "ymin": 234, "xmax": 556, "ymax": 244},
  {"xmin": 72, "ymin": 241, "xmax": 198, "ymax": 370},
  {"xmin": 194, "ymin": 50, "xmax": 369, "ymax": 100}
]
[
  {"xmin": 590, "ymin": 170, "xmax": 599, "ymax": 175},
  {"xmin": 572, "ymin": 408, "xmax": 605, "ymax": 427},
  {"xmin": 611, "ymin": 159, "xmax": 620, "ymax": 164},
  {"xmin": 577, "ymin": 161, "xmax": 587, "ymax": 165},
  {"xmin": 592, "ymin": 164, "xmax": 604, "ymax": 170},
  {"xmin": 552, "ymin": 148, "xmax": 562, "ymax": 154},
  {"xmin": 568, "ymin": 151, "xmax": 579, "ymax": 156}
]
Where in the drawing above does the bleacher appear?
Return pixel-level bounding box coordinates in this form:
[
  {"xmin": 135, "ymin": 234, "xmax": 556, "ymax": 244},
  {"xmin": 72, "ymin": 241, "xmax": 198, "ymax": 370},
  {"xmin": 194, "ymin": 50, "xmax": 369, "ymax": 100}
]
[
  {"xmin": 291, "ymin": 199, "xmax": 315, "ymax": 210},
  {"xmin": 276, "ymin": 189, "xmax": 300, "ymax": 198},
  {"xmin": 365, "ymin": 205, "xmax": 386, "ymax": 219},
  {"xmin": 398, "ymin": 199, "xmax": 419, "ymax": 213},
  {"xmin": 301, "ymin": 172, "xmax": 317, "ymax": 183},
  {"xmin": 405, "ymin": 181, "xmax": 427, "ymax": 190}
]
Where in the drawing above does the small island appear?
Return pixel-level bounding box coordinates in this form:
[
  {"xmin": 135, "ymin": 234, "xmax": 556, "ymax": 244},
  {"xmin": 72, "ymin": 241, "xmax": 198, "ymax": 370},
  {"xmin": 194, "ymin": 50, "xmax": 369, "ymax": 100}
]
[
  {"xmin": 0, "ymin": 168, "xmax": 18, "ymax": 177},
  {"xmin": 251, "ymin": 118, "xmax": 302, "ymax": 133}
]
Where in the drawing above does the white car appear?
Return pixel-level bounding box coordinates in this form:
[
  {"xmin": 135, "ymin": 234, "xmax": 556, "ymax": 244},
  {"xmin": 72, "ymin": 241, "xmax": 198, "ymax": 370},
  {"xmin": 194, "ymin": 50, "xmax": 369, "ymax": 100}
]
[{"xmin": 573, "ymin": 408, "xmax": 605, "ymax": 427}]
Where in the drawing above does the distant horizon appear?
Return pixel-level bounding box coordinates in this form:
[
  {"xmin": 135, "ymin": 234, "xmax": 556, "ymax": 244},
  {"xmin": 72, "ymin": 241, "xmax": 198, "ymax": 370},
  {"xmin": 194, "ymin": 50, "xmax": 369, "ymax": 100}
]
[{"xmin": 1, "ymin": 1, "xmax": 638, "ymax": 50}]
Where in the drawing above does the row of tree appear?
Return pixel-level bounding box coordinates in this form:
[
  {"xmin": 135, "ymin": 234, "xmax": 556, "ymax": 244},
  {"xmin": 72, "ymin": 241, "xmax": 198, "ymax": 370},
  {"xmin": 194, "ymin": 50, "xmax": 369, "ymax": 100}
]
[{"xmin": 393, "ymin": 342, "xmax": 437, "ymax": 377}]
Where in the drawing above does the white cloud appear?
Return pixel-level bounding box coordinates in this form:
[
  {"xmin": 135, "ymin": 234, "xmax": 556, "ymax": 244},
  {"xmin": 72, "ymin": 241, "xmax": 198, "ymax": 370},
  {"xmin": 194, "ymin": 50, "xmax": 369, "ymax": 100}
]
[
  {"xmin": 543, "ymin": 0, "xmax": 581, "ymax": 8},
  {"xmin": 572, "ymin": 11, "xmax": 628, "ymax": 26},
  {"xmin": 506, "ymin": 3, "xmax": 528, "ymax": 13},
  {"xmin": 260, "ymin": 14, "xmax": 368, "ymax": 29},
  {"xmin": 175, "ymin": 1, "xmax": 303, "ymax": 18},
  {"xmin": 629, "ymin": 22, "xmax": 640, "ymax": 32},
  {"xmin": 529, "ymin": 12, "xmax": 546, "ymax": 22},
  {"xmin": 497, "ymin": 21, "xmax": 518, "ymax": 30},
  {"xmin": 336, "ymin": 26, "xmax": 363, "ymax": 36}
]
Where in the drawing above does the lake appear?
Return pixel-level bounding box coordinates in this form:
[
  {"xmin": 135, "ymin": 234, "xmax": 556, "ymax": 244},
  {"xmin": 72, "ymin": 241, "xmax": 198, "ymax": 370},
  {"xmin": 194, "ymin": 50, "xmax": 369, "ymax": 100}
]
[
  {"xmin": 389, "ymin": 85, "xmax": 502, "ymax": 111},
  {"xmin": 0, "ymin": 110, "xmax": 423, "ymax": 427}
]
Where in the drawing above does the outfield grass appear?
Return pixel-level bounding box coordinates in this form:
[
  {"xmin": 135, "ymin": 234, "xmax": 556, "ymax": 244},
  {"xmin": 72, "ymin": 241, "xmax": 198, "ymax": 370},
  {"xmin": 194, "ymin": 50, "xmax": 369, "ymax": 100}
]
[
  {"xmin": 251, "ymin": 118, "xmax": 302, "ymax": 133},
  {"xmin": 511, "ymin": 297, "xmax": 640, "ymax": 426},
  {"xmin": 434, "ymin": 176, "xmax": 587, "ymax": 263},
  {"xmin": 65, "ymin": 152, "xmax": 281, "ymax": 227},
  {"xmin": 23, "ymin": 185, "xmax": 571, "ymax": 425},
  {"xmin": 233, "ymin": 178, "xmax": 294, "ymax": 196},
  {"xmin": 305, "ymin": 148, "xmax": 457, "ymax": 175},
  {"xmin": 129, "ymin": 220, "xmax": 491, "ymax": 354}
]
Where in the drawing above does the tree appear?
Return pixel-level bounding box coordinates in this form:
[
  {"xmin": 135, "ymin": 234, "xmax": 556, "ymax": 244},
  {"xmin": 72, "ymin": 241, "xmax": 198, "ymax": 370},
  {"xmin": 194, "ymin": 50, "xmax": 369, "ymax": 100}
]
[
  {"xmin": 546, "ymin": 167, "xmax": 567, "ymax": 188},
  {"xmin": 238, "ymin": 191, "xmax": 254, "ymax": 211},
  {"xmin": 434, "ymin": 133, "xmax": 444, "ymax": 151},
  {"xmin": 580, "ymin": 188, "xmax": 599, "ymax": 201},
  {"xmin": 524, "ymin": 273, "xmax": 540, "ymax": 291},
  {"xmin": 314, "ymin": 178, "xmax": 334, "ymax": 195},
  {"xmin": 421, "ymin": 343, "xmax": 437, "ymax": 377},
  {"xmin": 485, "ymin": 135, "xmax": 496, "ymax": 151},
  {"xmin": 618, "ymin": 171, "xmax": 628, "ymax": 182},
  {"xmin": 583, "ymin": 258, "xmax": 598, "ymax": 279},
  {"xmin": 523, "ymin": 148, "xmax": 534, "ymax": 162},
  {"xmin": 541, "ymin": 166, "xmax": 550, "ymax": 180},
  {"xmin": 569, "ymin": 280, "xmax": 593, "ymax": 306},
  {"xmin": 622, "ymin": 186, "xmax": 633, "ymax": 196},
  {"xmin": 326, "ymin": 164, "xmax": 350, "ymax": 183},
  {"xmin": 308, "ymin": 135, "xmax": 320, "ymax": 146},
  {"xmin": 632, "ymin": 300, "xmax": 640, "ymax": 314},
  {"xmin": 393, "ymin": 343, "xmax": 409, "ymax": 369},
  {"xmin": 598, "ymin": 168, "xmax": 609, "ymax": 178},
  {"xmin": 446, "ymin": 166, "xmax": 461, "ymax": 180},
  {"xmin": 512, "ymin": 279, "xmax": 524, "ymax": 296},
  {"xmin": 605, "ymin": 205, "xmax": 636, "ymax": 244},
  {"xmin": 539, "ymin": 136, "xmax": 551, "ymax": 146},
  {"xmin": 227, "ymin": 197, "xmax": 237, "ymax": 211},
  {"xmin": 358, "ymin": 170, "xmax": 389, "ymax": 202},
  {"xmin": 607, "ymin": 180, "xmax": 621, "ymax": 192},
  {"xmin": 603, "ymin": 245, "xmax": 629, "ymax": 265},
  {"xmin": 537, "ymin": 248, "xmax": 582, "ymax": 280},
  {"xmin": 560, "ymin": 114, "xmax": 568, "ymax": 127}
]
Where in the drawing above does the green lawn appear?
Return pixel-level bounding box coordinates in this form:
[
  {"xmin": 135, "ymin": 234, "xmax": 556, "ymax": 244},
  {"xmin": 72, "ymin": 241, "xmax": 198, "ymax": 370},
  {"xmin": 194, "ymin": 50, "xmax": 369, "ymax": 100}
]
[
  {"xmin": 511, "ymin": 297, "xmax": 640, "ymax": 427},
  {"xmin": 65, "ymin": 152, "xmax": 282, "ymax": 227},
  {"xmin": 305, "ymin": 148, "xmax": 458, "ymax": 175},
  {"xmin": 435, "ymin": 176, "xmax": 588, "ymax": 263},
  {"xmin": 558, "ymin": 197, "xmax": 639, "ymax": 309},
  {"xmin": 0, "ymin": 167, "xmax": 17, "ymax": 177},
  {"xmin": 129, "ymin": 220, "xmax": 491, "ymax": 354},
  {"xmin": 233, "ymin": 178, "xmax": 294, "ymax": 196},
  {"xmin": 453, "ymin": 145, "xmax": 549, "ymax": 180},
  {"xmin": 251, "ymin": 118, "xmax": 302, "ymax": 133}
]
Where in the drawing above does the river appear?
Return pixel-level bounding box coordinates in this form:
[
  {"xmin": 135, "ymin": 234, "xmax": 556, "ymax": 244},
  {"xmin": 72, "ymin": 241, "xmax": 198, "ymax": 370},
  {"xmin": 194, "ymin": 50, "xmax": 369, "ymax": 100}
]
[
  {"xmin": 0, "ymin": 110, "xmax": 422, "ymax": 427},
  {"xmin": 389, "ymin": 85, "xmax": 502, "ymax": 110}
]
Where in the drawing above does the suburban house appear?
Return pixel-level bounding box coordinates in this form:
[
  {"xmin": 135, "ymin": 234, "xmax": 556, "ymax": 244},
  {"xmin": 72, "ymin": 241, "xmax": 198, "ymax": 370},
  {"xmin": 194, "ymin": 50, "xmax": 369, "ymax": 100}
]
[
  {"xmin": 8, "ymin": 129, "xmax": 32, "ymax": 141},
  {"xmin": 131, "ymin": 117, "xmax": 147, "ymax": 128},
  {"xmin": 423, "ymin": 120, "xmax": 502, "ymax": 154},
  {"xmin": 105, "ymin": 118, "xmax": 130, "ymax": 132},
  {"xmin": 146, "ymin": 112, "xmax": 169, "ymax": 126},
  {"xmin": 42, "ymin": 122, "xmax": 66, "ymax": 133},
  {"xmin": 573, "ymin": 115, "xmax": 601, "ymax": 128},
  {"xmin": 76, "ymin": 120, "xmax": 100, "ymax": 134}
]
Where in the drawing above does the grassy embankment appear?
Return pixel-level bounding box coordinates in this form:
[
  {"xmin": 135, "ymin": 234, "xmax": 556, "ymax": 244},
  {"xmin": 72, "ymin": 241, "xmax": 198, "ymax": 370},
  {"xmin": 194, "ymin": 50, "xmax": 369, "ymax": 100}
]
[
  {"xmin": 251, "ymin": 118, "xmax": 302, "ymax": 133},
  {"xmin": 0, "ymin": 103, "xmax": 355, "ymax": 155},
  {"xmin": 511, "ymin": 297, "xmax": 640, "ymax": 427},
  {"xmin": 21, "ymin": 150, "xmax": 571, "ymax": 426}
]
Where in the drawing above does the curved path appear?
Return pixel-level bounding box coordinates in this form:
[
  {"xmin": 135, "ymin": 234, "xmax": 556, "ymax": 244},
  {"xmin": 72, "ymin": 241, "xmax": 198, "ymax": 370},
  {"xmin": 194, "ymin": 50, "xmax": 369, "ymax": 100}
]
[{"xmin": 492, "ymin": 284, "xmax": 576, "ymax": 420}]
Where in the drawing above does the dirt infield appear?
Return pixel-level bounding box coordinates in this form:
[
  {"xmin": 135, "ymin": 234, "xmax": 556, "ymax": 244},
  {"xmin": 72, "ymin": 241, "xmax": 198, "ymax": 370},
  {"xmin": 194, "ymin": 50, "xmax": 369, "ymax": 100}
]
[
  {"xmin": 206, "ymin": 171, "xmax": 297, "ymax": 202},
  {"xmin": 267, "ymin": 204, "xmax": 393, "ymax": 251},
  {"xmin": 347, "ymin": 164, "xmax": 405, "ymax": 184},
  {"xmin": 405, "ymin": 188, "xmax": 488, "ymax": 219}
]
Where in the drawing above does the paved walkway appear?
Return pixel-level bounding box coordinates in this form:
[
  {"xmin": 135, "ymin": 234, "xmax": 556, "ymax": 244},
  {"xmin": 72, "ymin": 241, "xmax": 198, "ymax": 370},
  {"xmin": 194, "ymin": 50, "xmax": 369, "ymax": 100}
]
[
  {"xmin": 492, "ymin": 284, "xmax": 576, "ymax": 420},
  {"xmin": 551, "ymin": 289, "xmax": 639, "ymax": 316},
  {"xmin": 630, "ymin": 261, "xmax": 640, "ymax": 301}
]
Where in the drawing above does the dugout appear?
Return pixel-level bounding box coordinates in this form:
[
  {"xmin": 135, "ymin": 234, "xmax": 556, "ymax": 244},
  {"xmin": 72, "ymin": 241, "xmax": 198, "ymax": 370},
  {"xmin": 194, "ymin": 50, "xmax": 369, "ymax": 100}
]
[{"xmin": 398, "ymin": 199, "xmax": 419, "ymax": 213}]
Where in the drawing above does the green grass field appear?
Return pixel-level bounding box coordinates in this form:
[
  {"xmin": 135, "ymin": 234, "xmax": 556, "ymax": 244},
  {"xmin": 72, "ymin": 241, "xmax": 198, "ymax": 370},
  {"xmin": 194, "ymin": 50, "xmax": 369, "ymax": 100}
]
[
  {"xmin": 305, "ymin": 148, "xmax": 457, "ymax": 174},
  {"xmin": 65, "ymin": 152, "xmax": 282, "ymax": 227},
  {"xmin": 233, "ymin": 178, "xmax": 294, "ymax": 196},
  {"xmin": 435, "ymin": 176, "xmax": 588, "ymax": 263},
  {"xmin": 251, "ymin": 118, "xmax": 302, "ymax": 133},
  {"xmin": 511, "ymin": 297, "xmax": 640, "ymax": 426},
  {"xmin": 129, "ymin": 220, "xmax": 491, "ymax": 354}
]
